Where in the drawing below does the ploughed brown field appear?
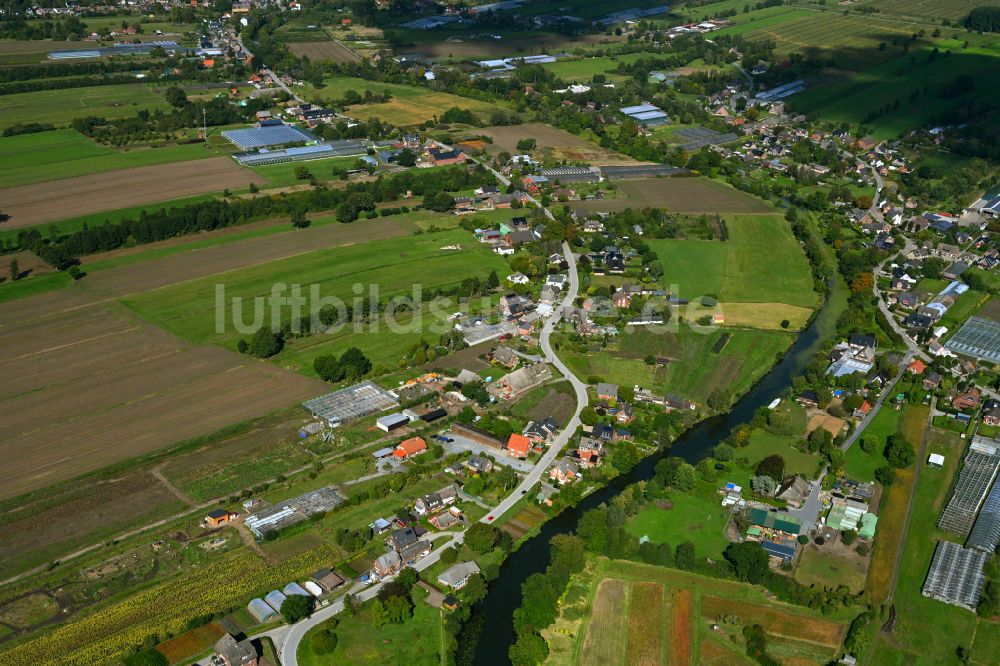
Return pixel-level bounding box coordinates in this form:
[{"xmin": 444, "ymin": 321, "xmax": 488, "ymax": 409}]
[
  {"xmin": 476, "ymin": 123, "xmax": 643, "ymax": 166},
  {"xmin": 0, "ymin": 291, "xmax": 326, "ymax": 500},
  {"xmin": 397, "ymin": 33, "xmax": 616, "ymax": 59},
  {"xmin": 0, "ymin": 157, "xmax": 266, "ymax": 228},
  {"xmin": 287, "ymin": 40, "xmax": 361, "ymax": 62}
]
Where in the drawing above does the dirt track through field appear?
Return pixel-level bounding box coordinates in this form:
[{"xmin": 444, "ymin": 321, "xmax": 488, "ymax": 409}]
[{"xmin": 1, "ymin": 157, "xmax": 265, "ymax": 228}]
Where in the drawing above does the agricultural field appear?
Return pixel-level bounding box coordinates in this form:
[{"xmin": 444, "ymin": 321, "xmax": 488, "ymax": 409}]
[
  {"xmin": 1, "ymin": 156, "xmax": 265, "ymax": 228},
  {"xmin": 572, "ymin": 178, "xmax": 776, "ymax": 215},
  {"xmin": 649, "ymin": 213, "xmax": 818, "ymax": 309},
  {"xmin": 287, "ymin": 38, "xmax": 361, "ymax": 62},
  {"xmin": 0, "ymin": 291, "xmax": 327, "ymax": 499},
  {"xmin": 0, "ymin": 129, "xmax": 228, "ymax": 189},
  {"xmin": 864, "ymin": 404, "xmax": 928, "ymax": 605},
  {"xmin": 476, "ymin": 123, "xmax": 639, "ymax": 165},
  {"xmin": 792, "ymin": 39, "xmax": 1000, "ymax": 139},
  {"xmin": 246, "ymin": 154, "xmax": 360, "ymax": 188},
  {"xmin": 548, "ymin": 558, "xmax": 852, "ymax": 665},
  {"xmin": 864, "ymin": 426, "xmax": 993, "ymax": 665},
  {"xmin": 394, "ymin": 31, "xmax": 618, "ymax": 60},
  {"xmin": 121, "ymin": 227, "xmax": 506, "ymax": 350},
  {"xmin": 303, "ymin": 75, "xmax": 498, "ymax": 126},
  {"xmin": 852, "ymin": 0, "xmax": 1000, "ymax": 23},
  {"xmin": 562, "ymin": 325, "xmax": 795, "ymax": 407},
  {"xmin": 0, "ymin": 83, "xmax": 170, "ymax": 130}
]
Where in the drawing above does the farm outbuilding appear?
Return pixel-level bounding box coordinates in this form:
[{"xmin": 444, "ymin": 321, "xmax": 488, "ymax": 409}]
[
  {"xmin": 303, "ymin": 380, "xmax": 399, "ymax": 427},
  {"xmin": 247, "ymin": 598, "xmax": 278, "ymax": 623},
  {"xmin": 283, "ymin": 582, "xmax": 311, "ymax": 597},
  {"xmin": 264, "ymin": 590, "xmax": 288, "ymax": 613},
  {"xmin": 922, "ymin": 540, "xmax": 989, "ymax": 611},
  {"xmin": 377, "ymin": 413, "xmax": 410, "ymax": 432}
]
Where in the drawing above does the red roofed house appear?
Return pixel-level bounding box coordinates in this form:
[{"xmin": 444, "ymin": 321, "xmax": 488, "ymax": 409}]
[
  {"xmin": 507, "ymin": 433, "xmax": 532, "ymax": 459},
  {"xmin": 853, "ymin": 400, "xmax": 872, "ymax": 419},
  {"xmin": 907, "ymin": 359, "xmax": 926, "ymax": 375},
  {"xmin": 952, "ymin": 388, "xmax": 981, "ymax": 412},
  {"xmin": 394, "ymin": 436, "xmax": 428, "ymax": 460}
]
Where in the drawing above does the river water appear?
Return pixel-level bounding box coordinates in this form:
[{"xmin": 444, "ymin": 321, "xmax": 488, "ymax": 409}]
[{"xmin": 470, "ymin": 288, "xmax": 839, "ymax": 665}]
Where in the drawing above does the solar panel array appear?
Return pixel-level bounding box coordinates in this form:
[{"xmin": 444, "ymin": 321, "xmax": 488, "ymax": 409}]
[
  {"xmin": 938, "ymin": 441, "xmax": 1000, "ymax": 536},
  {"xmin": 922, "ymin": 540, "xmax": 989, "ymax": 610},
  {"xmin": 945, "ymin": 316, "xmax": 1000, "ymax": 363},
  {"xmin": 303, "ymin": 380, "xmax": 399, "ymax": 426},
  {"xmin": 221, "ymin": 124, "xmax": 316, "ymax": 150},
  {"xmin": 967, "ymin": 476, "xmax": 1000, "ymax": 552}
]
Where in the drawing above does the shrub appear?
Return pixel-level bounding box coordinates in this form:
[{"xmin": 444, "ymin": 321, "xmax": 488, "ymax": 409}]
[{"xmin": 311, "ymin": 629, "xmax": 338, "ymax": 654}]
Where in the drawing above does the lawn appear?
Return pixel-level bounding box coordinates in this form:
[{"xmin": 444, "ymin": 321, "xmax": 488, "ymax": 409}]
[
  {"xmin": 297, "ymin": 586, "xmax": 443, "ymax": 666},
  {"xmin": 843, "ymin": 407, "xmax": 901, "ymax": 482},
  {"xmin": 624, "ymin": 486, "xmax": 733, "ymax": 559},
  {"xmin": 0, "ymin": 83, "xmax": 170, "ymax": 130},
  {"xmin": 120, "ymin": 227, "xmax": 509, "ymax": 352},
  {"xmin": 649, "ymin": 214, "xmax": 818, "ymax": 309},
  {"xmin": 794, "ymin": 545, "xmax": 867, "ymax": 594},
  {"xmin": 302, "ymin": 75, "xmax": 499, "ymax": 126},
  {"xmin": 0, "ymin": 129, "xmax": 226, "ymax": 189},
  {"xmin": 739, "ymin": 431, "xmax": 819, "ymax": 479},
  {"xmin": 247, "ymin": 155, "xmax": 361, "ymax": 188}
]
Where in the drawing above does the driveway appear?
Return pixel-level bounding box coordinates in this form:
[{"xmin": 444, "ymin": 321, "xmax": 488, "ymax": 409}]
[{"xmin": 439, "ymin": 432, "xmax": 533, "ymax": 473}]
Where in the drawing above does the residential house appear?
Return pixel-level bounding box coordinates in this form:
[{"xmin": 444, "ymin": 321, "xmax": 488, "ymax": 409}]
[
  {"xmin": 576, "ymin": 436, "xmax": 603, "ymax": 467},
  {"xmin": 394, "ymin": 436, "xmax": 427, "ymax": 461},
  {"xmin": 523, "ymin": 418, "xmax": 559, "ymax": 444},
  {"xmin": 664, "ymin": 393, "xmax": 696, "ymax": 412},
  {"xmin": 922, "ymin": 371, "xmax": 942, "ymax": 390},
  {"xmin": 215, "ymin": 634, "xmax": 259, "ymax": 666},
  {"xmin": 507, "ymin": 272, "xmax": 529, "ymax": 285},
  {"xmin": 776, "ymin": 477, "xmax": 811, "ymax": 508},
  {"xmin": 615, "ymin": 401, "xmax": 634, "ymax": 424},
  {"xmin": 549, "ymin": 459, "xmax": 580, "ymax": 484},
  {"xmin": 372, "ymin": 550, "xmax": 403, "ymax": 577},
  {"xmin": 853, "ymin": 400, "xmax": 872, "ymax": 419},
  {"xmin": 596, "ymin": 382, "xmax": 619, "ymax": 401},
  {"xmin": 506, "ymin": 433, "xmax": 532, "ymax": 459},
  {"xmin": 952, "ymin": 388, "xmax": 981, "ymax": 411},
  {"xmin": 982, "ymin": 399, "xmax": 1000, "ymax": 426},
  {"xmin": 501, "ymin": 293, "xmax": 534, "ymax": 319},
  {"xmin": 907, "ymin": 359, "xmax": 926, "ymax": 375},
  {"xmin": 545, "ymin": 274, "xmax": 569, "ymax": 291},
  {"xmin": 492, "ymin": 345, "xmax": 519, "ymax": 369},
  {"xmin": 466, "ymin": 455, "xmax": 494, "ymax": 474},
  {"xmin": 415, "ymin": 486, "xmax": 457, "ymax": 515},
  {"xmin": 506, "ymin": 229, "xmax": 539, "ymax": 247},
  {"xmin": 592, "ymin": 423, "xmax": 615, "ymax": 442},
  {"xmin": 388, "ymin": 526, "xmax": 420, "ymax": 551},
  {"xmin": 895, "ymin": 292, "xmax": 920, "ymax": 309},
  {"xmin": 437, "ymin": 561, "xmax": 481, "ymax": 589},
  {"xmin": 429, "ymin": 509, "xmax": 460, "ymax": 530}
]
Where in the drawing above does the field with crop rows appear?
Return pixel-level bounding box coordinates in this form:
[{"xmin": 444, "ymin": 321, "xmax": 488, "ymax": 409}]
[{"xmin": 0, "ymin": 84, "xmax": 170, "ymax": 129}]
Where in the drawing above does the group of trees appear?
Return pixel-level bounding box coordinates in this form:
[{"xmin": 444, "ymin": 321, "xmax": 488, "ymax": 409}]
[{"xmin": 313, "ymin": 347, "xmax": 372, "ymax": 383}]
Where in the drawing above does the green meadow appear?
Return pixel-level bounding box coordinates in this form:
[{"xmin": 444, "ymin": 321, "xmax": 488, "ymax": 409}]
[
  {"xmin": 0, "ymin": 129, "xmax": 224, "ymax": 188},
  {"xmin": 0, "ymin": 83, "xmax": 170, "ymax": 130},
  {"xmin": 120, "ymin": 228, "xmax": 509, "ymax": 351},
  {"xmin": 649, "ymin": 214, "xmax": 818, "ymax": 308}
]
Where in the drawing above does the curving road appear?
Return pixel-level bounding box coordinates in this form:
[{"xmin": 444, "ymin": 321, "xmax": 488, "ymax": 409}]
[{"xmin": 273, "ymin": 234, "xmax": 586, "ymax": 665}]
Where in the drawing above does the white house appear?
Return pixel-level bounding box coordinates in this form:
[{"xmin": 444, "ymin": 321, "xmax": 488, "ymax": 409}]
[{"xmin": 508, "ymin": 272, "xmax": 529, "ymax": 285}]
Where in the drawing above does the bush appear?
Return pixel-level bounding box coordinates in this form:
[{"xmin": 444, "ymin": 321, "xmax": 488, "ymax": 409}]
[{"xmin": 311, "ymin": 628, "xmax": 338, "ymax": 654}]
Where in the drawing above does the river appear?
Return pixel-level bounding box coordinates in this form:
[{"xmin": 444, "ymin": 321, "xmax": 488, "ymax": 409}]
[{"xmin": 469, "ymin": 278, "xmax": 844, "ymax": 665}]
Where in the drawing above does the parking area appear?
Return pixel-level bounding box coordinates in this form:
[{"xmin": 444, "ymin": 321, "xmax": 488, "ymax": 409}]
[{"xmin": 438, "ymin": 431, "xmax": 533, "ymax": 473}]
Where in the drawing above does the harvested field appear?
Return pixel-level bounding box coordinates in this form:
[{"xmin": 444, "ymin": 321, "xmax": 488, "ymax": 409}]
[
  {"xmin": 397, "ymin": 33, "xmax": 616, "ymax": 60},
  {"xmin": 581, "ymin": 578, "xmax": 628, "ymax": 666},
  {"xmin": 806, "ymin": 414, "xmax": 846, "ymax": 438},
  {"xmin": 1, "ymin": 157, "xmax": 265, "ymax": 229},
  {"xmin": 476, "ymin": 123, "xmax": 640, "ymax": 166},
  {"xmin": 525, "ymin": 387, "xmax": 576, "ymax": 425},
  {"xmin": 667, "ymin": 588, "xmax": 693, "ymax": 665},
  {"xmin": 718, "ymin": 302, "xmax": 814, "ymax": 330},
  {"xmin": 625, "ymin": 582, "xmax": 663, "ymax": 666},
  {"xmin": 572, "ymin": 178, "xmax": 774, "ymax": 215},
  {"xmin": 287, "ymin": 39, "xmax": 361, "ymax": 62},
  {"xmin": 699, "ymin": 595, "xmax": 845, "ymax": 648},
  {"xmin": 0, "ymin": 251, "xmax": 53, "ymax": 283},
  {"xmin": 699, "ymin": 635, "xmax": 751, "ymax": 666},
  {"xmin": 0, "ymin": 295, "xmax": 326, "ymax": 498}
]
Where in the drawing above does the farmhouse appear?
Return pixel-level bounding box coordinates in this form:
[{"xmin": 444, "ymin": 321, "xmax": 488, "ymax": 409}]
[
  {"xmin": 215, "ymin": 633, "xmax": 258, "ymax": 666},
  {"xmin": 394, "ymin": 436, "xmax": 428, "ymax": 461},
  {"xmin": 428, "ymin": 146, "xmax": 466, "ymax": 166}
]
